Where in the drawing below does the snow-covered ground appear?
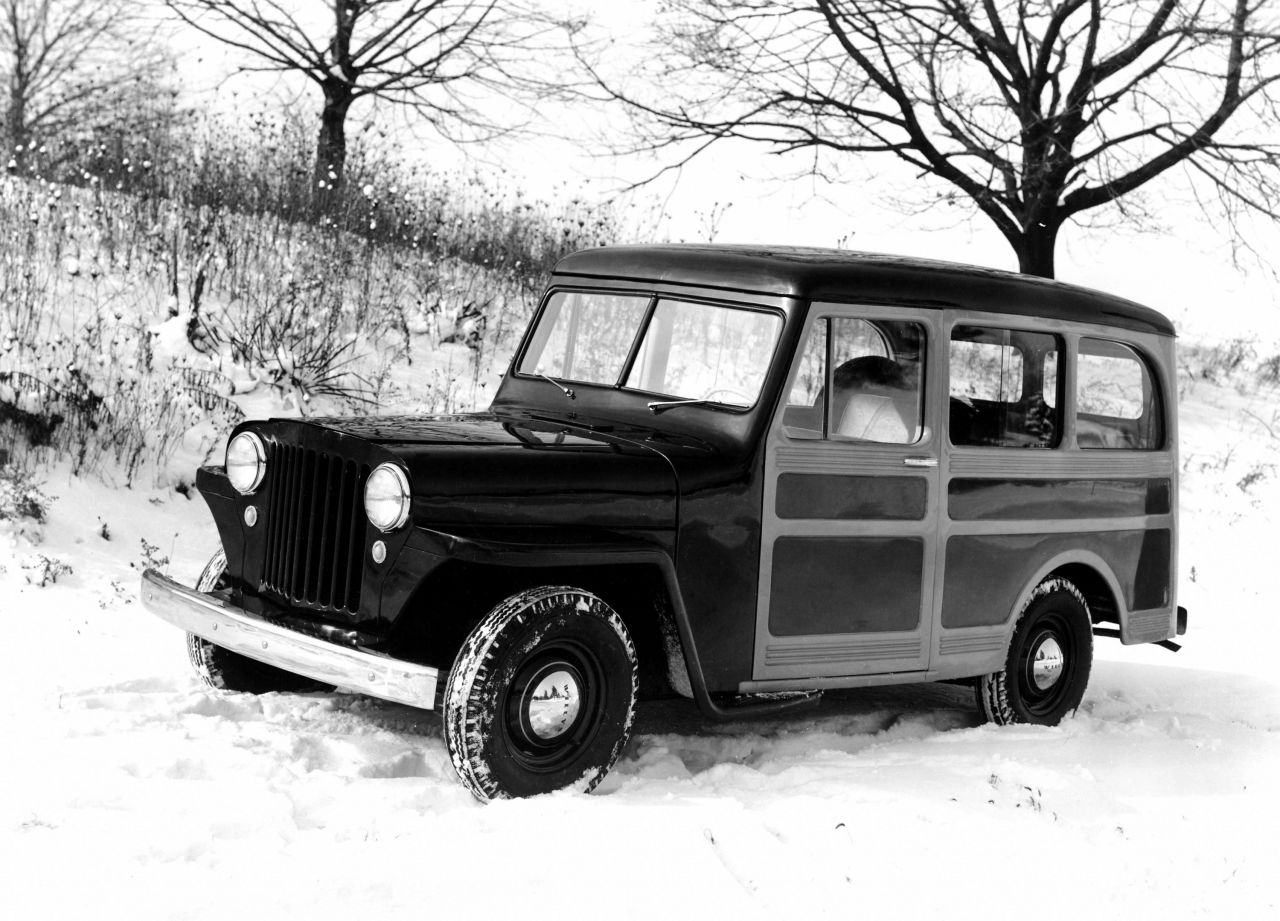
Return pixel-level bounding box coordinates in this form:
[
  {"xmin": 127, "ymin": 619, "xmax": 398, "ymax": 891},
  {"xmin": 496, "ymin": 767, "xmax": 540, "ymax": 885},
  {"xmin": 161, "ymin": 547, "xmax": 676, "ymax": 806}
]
[{"xmin": 3, "ymin": 370, "xmax": 1279, "ymax": 920}]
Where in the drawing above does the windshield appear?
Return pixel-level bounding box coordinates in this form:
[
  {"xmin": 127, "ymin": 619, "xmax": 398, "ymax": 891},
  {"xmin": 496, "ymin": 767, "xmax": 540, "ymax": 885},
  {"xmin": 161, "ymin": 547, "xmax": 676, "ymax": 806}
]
[{"xmin": 518, "ymin": 291, "xmax": 782, "ymax": 407}]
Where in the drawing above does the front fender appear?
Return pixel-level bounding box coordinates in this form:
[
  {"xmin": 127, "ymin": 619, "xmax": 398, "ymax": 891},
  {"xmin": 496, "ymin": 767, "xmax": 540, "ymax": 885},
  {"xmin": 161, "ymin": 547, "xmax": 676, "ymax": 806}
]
[{"xmin": 381, "ymin": 525, "xmax": 815, "ymax": 722}]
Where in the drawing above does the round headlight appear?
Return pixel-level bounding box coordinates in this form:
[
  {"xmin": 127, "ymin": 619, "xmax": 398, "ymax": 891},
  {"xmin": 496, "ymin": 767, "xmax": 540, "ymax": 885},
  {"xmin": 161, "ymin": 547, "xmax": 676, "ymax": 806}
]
[
  {"xmin": 364, "ymin": 463, "xmax": 410, "ymax": 532},
  {"xmin": 225, "ymin": 432, "xmax": 266, "ymax": 495}
]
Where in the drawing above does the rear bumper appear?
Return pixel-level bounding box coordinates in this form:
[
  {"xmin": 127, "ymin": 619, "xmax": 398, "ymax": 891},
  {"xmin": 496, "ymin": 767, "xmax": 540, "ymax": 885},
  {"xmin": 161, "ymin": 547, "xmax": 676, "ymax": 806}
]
[{"xmin": 140, "ymin": 569, "xmax": 439, "ymax": 710}]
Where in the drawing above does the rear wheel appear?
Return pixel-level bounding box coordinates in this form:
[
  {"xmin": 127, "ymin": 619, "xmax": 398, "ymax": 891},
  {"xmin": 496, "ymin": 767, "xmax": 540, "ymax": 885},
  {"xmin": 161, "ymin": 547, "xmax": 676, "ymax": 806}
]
[
  {"xmin": 186, "ymin": 547, "xmax": 329, "ymax": 694},
  {"xmin": 977, "ymin": 576, "xmax": 1093, "ymax": 726},
  {"xmin": 444, "ymin": 585, "xmax": 638, "ymax": 801}
]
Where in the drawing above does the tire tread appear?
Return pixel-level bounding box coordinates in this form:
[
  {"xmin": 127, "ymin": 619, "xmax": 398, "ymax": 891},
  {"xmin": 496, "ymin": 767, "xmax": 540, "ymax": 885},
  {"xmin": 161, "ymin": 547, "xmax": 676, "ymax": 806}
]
[
  {"xmin": 444, "ymin": 585, "xmax": 638, "ymax": 802},
  {"xmin": 978, "ymin": 576, "xmax": 1092, "ymax": 726}
]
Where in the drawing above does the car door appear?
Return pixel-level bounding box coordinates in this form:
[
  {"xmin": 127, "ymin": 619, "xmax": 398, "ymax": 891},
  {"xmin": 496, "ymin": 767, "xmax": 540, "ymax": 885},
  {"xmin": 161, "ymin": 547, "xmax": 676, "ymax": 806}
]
[{"xmin": 753, "ymin": 303, "xmax": 941, "ymax": 681}]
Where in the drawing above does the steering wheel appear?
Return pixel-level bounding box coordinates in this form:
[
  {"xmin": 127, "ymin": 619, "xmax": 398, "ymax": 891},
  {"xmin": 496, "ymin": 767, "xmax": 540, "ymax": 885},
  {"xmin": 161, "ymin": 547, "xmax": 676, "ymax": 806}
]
[{"xmin": 702, "ymin": 387, "xmax": 753, "ymax": 406}]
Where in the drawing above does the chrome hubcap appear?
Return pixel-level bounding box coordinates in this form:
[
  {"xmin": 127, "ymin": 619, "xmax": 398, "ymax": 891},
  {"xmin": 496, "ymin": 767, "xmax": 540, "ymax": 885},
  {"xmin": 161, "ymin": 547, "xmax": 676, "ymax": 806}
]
[
  {"xmin": 526, "ymin": 667, "xmax": 582, "ymax": 741},
  {"xmin": 1031, "ymin": 636, "xmax": 1065, "ymax": 690}
]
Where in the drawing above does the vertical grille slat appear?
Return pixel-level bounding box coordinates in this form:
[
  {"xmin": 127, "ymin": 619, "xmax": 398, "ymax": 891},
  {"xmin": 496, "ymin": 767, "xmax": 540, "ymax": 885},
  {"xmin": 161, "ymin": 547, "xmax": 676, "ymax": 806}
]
[
  {"xmin": 261, "ymin": 441, "xmax": 283, "ymax": 585},
  {"xmin": 343, "ymin": 464, "xmax": 367, "ymax": 611},
  {"xmin": 289, "ymin": 449, "xmax": 316, "ymax": 601},
  {"xmin": 279, "ymin": 443, "xmax": 301, "ymax": 599},
  {"xmin": 259, "ymin": 442, "xmax": 366, "ymax": 616},
  {"xmin": 276, "ymin": 443, "xmax": 297, "ymax": 587},
  {"xmin": 300, "ymin": 450, "xmax": 324, "ymax": 603},
  {"xmin": 330, "ymin": 461, "xmax": 354, "ymax": 609},
  {"xmin": 314, "ymin": 455, "xmax": 339, "ymax": 608}
]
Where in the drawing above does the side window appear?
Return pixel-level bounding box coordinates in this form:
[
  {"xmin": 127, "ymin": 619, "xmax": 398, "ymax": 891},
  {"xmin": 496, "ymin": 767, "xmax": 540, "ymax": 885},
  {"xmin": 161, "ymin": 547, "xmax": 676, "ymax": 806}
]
[
  {"xmin": 1076, "ymin": 339, "xmax": 1164, "ymax": 449},
  {"xmin": 784, "ymin": 322, "xmax": 828, "ymax": 430},
  {"xmin": 950, "ymin": 326, "xmax": 1061, "ymax": 448},
  {"xmin": 782, "ymin": 317, "xmax": 925, "ymax": 444}
]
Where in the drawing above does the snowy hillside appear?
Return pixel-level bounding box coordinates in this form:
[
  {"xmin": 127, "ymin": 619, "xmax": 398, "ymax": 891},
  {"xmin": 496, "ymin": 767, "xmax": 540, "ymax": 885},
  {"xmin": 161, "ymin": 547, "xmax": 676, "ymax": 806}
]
[{"xmin": 2, "ymin": 365, "xmax": 1278, "ymax": 920}]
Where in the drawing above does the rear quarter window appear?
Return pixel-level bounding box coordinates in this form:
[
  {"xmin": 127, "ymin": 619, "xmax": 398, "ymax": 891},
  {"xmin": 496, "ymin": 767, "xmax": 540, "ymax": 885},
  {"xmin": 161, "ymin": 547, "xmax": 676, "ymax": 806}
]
[{"xmin": 1076, "ymin": 339, "xmax": 1164, "ymax": 450}]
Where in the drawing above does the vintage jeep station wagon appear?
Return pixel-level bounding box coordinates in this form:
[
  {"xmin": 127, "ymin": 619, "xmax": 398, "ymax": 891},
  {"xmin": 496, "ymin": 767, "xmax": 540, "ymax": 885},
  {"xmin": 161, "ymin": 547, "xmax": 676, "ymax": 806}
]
[{"xmin": 142, "ymin": 245, "xmax": 1186, "ymax": 800}]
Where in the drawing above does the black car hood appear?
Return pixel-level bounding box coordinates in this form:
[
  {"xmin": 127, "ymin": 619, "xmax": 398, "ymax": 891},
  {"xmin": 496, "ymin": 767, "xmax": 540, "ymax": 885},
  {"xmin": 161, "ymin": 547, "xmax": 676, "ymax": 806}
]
[
  {"xmin": 307, "ymin": 413, "xmax": 550, "ymax": 447},
  {"xmin": 285, "ymin": 412, "xmax": 683, "ymax": 532}
]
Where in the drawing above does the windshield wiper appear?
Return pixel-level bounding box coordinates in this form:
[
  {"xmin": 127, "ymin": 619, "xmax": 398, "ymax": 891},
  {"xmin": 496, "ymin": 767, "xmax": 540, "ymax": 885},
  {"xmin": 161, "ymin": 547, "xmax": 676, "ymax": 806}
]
[
  {"xmin": 537, "ymin": 372, "xmax": 575, "ymax": 400},
  {"xmin": 648, "ymin": 397, "xmax": 741, "ymax": 414}
]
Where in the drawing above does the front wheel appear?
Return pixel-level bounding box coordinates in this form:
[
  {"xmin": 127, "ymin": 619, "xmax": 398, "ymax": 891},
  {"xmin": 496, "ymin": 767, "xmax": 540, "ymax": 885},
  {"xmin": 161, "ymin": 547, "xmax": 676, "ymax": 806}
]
[
  {"xmin": 977, "ymin": 576, "xmax": 1093, "ymax": 726},
  {"xmin": 186, "ymin": 547, "xmax": 329, "ymax": 695},
  {"xmin": 444, "ymin": 586, "xmax": 638, "ymax": 801}
]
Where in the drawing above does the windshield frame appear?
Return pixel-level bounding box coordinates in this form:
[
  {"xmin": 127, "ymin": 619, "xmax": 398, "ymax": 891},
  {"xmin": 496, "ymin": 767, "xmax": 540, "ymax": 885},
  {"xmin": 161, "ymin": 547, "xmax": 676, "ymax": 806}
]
[{"xmin": 514, "ymin": 286, "xmax": 787, "ymax": 412}]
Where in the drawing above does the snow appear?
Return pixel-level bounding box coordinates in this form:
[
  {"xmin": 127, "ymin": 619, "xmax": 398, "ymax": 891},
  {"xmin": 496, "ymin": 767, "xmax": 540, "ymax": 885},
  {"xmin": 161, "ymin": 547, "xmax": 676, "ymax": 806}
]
[{"xmin": 3, "ymin": 374, "xmax": 1280, "ymax": 919}]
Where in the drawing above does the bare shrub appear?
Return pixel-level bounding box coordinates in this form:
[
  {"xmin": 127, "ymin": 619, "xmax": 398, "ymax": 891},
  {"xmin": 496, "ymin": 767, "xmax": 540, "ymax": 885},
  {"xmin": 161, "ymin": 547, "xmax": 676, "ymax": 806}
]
[
  {"xmin": 1177, "ymin": 338, "xmax": 1262, "ymax": 398},
  {"xmin": 36, "ymin": 108, "xmax": 620, "ymax": 281},
  {"xmin": 0, "ymin": 462, "xmax": 52, "ymax": 522},
  {"xmin": 22, "ymin": 554, "xmax": 73, "ymax": 586},
  {"xmin": 208, "ymin": 277, "xmax": 375, "ymax": 410},
  {"xmin": 1256, "ymin": 354, "xmax": 1280, "ymax": 388}
]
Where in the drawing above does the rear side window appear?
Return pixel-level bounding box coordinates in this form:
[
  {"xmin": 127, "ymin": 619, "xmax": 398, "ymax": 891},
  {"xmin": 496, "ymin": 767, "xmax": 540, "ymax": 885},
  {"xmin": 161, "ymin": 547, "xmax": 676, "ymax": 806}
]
[
  {"xmin": 1076, "ymin": 339, "xmax": 1164, "ymax": 449},
  {"xmin": 950, "ymin": 326, "xmax": 1061, "ymax": 448}
]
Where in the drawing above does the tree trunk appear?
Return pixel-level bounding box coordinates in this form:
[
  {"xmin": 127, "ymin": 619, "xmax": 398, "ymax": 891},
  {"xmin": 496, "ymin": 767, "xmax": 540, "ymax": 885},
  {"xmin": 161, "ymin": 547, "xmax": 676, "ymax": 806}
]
[
  {"xmin": 314, "ymin": 82, "xmax": 353, "ymax": 189},
  {"xmin": 6, "ymin": 65, "xmax": 28, "ymax": 167},
  {"xmin": 1014, "ymin": 222, "xmax": 1060, "ymax": 279}
]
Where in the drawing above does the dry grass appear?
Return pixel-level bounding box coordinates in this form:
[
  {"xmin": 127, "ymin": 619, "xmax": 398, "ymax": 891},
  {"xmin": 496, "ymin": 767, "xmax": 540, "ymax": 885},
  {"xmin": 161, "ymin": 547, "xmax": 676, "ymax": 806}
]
[{"xmin": 0, "ymin": 112, "xmax": 623, "ymax": 484}]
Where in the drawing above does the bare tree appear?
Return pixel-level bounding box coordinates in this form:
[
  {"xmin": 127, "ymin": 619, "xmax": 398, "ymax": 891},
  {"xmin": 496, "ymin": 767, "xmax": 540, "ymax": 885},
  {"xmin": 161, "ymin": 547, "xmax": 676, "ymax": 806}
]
[
  {"xmin": 164, "ymin": 0, "xmax": 552, "ymax": 186},
  {"xmin": 578, "ymin": 1, "xmax": 1280, "ymax": 278},
  {"xmin": 1, "ymin": 1, "xmax": 173, "ymax": 169}
]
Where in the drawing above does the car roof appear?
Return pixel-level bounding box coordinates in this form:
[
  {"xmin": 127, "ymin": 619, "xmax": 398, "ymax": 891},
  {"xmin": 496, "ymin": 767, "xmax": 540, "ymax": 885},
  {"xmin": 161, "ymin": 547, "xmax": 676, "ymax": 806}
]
[{"xmin": 552, "ymin": 244, "xmax": 1175, "ymax": 337}]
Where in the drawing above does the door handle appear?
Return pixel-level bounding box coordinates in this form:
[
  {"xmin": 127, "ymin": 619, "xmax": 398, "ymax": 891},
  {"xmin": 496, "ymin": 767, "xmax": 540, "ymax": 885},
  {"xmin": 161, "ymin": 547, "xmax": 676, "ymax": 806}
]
[{"xmin": 903, "ymin": 456, "xmax": 938, "ymax": 468}]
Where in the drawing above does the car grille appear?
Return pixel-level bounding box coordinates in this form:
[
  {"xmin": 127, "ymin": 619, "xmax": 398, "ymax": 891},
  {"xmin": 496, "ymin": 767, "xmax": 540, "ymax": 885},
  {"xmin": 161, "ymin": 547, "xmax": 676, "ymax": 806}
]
[{"xmin": 260, "ymin": 442, "xmax": 369, "ymax": 614}]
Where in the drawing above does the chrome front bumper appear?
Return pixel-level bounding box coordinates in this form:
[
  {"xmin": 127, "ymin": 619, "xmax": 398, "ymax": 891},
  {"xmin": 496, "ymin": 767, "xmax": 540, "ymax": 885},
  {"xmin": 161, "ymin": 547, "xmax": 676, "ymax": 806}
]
[{"xmin": 140, "ymin": 569, "xmax": 439, "ymax": 710}]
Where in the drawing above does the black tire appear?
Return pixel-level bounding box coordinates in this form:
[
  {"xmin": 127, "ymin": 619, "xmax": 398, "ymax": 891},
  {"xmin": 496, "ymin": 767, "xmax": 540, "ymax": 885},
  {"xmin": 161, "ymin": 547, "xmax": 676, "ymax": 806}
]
[
  {"xmin": 186, "ymin": 548, "xmax": 329, "ymax": 695},
  {"xmin": 444, "ymin": 585, "xmax": 638, "ymax": 801},
  {"xmin": 977, "ymin": 576, "xmax": 1093, "ymax": 726}
]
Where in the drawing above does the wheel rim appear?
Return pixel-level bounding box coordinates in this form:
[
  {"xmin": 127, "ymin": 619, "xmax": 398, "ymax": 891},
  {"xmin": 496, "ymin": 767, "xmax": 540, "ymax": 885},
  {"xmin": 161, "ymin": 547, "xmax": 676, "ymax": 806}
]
[
  {"xmin": 503, "ymin": 641, "xmax": 605, "ymax": 773},
  {"xmin": 1017, "ymin": 613, "xmax": 1077, "ymax": 717},
  {"xmin": 524, "ymin": 665, "xmax": 584, "ymax": 741},
  {"xmin": 1030, "ymin": 636, "xmax": 1065, "ymax": 690}
]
